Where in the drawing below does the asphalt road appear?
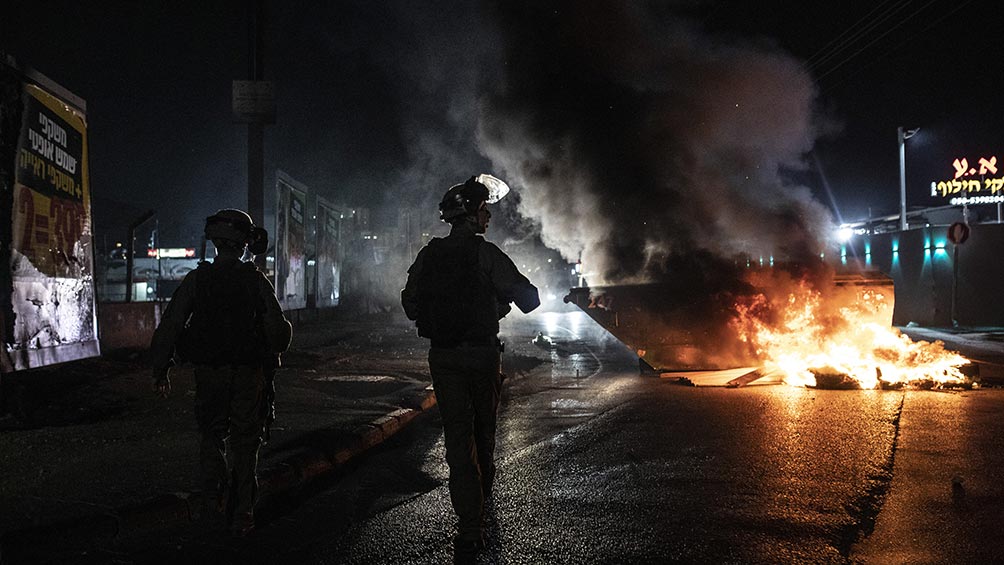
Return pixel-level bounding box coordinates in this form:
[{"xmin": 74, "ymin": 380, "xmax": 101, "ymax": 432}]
[
  {"xmin": 319, "ymin": 365, "xmax": 902, "ymax": 563},
  {"xmin": 114, "ymin": 311, "xmax": 1004, "ymax": 564}
]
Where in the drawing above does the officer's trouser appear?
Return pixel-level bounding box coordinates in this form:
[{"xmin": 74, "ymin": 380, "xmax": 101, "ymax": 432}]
[
  {"xmin": 194, "ymin": 364, "xmax": 267, "ymax": 524},
  {"xmin": 428, "ymin": 345, "xmax": 502, "ymax": 543}
]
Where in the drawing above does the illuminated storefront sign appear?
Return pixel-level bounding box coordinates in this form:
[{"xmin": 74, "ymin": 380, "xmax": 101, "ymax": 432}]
[
  {"xmin": 931, "ymin": 155, "xmax": 1004, "ymax": 205},
  {"xmin": 146, "ymin": 248, "xmax": 196, "ymax": 258}
]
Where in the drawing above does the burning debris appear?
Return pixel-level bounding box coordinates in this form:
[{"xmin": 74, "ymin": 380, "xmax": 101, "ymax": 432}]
[
  {"xmin": 565, "ymin": 262, "xmax": 972, "ymax": 390},
  {"xmin": 474, "ymin": 3, "xmax": 971, "ymax": 389},
  {"xmin": 732, "ymin": 266, "xmax": 971, "ymax": 390}
]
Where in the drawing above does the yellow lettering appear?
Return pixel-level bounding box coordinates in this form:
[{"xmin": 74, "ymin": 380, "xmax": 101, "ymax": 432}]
[
  {"xmin": 45, "ymin": 165, "xmax": 79, "ymax": 198},
  {"xmin": 979, "ymin": 156, "xmax": 999, "ymax": 175},
  {"xmin": 953, "ymin": 158, "xmax": 968, "ymax": 179},
  {"xmin": 18, "ymin": 149, "xmax": 45, "ymax": 178}
]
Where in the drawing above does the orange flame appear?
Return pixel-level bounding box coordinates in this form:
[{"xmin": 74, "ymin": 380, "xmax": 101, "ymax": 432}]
[{"xmin": 732, "ymin": 271, "xmax": 970, "ymax": 389}]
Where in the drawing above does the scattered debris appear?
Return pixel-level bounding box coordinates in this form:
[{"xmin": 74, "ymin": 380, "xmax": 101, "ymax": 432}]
[
  {"xmin": 532, "ymin": 332, "xmax": 553, "ymax": 350},
  {"xmin": 952, "ymin": 475, "xmax": 966, "ymax": 506},
  {"xmin": 809, "ymin": 368, "xmax": 862, "ymax": 390}
]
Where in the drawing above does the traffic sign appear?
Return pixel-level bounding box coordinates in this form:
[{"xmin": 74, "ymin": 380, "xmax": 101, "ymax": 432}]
[{"xmin": 947, "ymin": 222, "xmax": 970, "ymax": 245}]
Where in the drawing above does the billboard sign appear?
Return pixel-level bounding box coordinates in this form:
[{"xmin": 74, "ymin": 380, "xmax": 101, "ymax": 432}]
[
  {"xmin": 8, "ymin": 81, "xmax": 98, "ymax": 369},
  {"xmin": 315, "ymin": 198, "xmax": 343, "ymax": 308},
  {"xmin": 931, "ymin": 154, "xmax": 1004, "ymax": 206},
  {"xmin": 275, "ymin": 172, "xmax": 307, "ymax": 311}
]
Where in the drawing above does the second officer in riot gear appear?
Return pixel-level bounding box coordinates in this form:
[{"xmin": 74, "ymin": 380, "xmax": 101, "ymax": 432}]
[
  {"xmin": 401, "ymin": 175, "xmax": 540, "ymax": 563},
  {"xmin": 149, "ymin": 209, "xmax": 291, "ymax": 537}
]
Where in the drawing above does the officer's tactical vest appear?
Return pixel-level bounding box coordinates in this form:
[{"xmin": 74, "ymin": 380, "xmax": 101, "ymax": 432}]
[
  {"xmin": 178, "ymin": 261, "xmax": 267, "ymax": 366},
  {"xmin": 416, "ymin": 236, "xmax": 498, "ymax": 344}
]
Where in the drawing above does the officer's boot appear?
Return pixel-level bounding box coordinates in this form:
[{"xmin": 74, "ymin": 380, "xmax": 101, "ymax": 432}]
[
  {"xmin": 453, "ymin": 533, "xmax": 485, "ymax": 565},
  {"xmin": 197, "ymin": 480, "xmax": 228, "ymax": 531},
  {"xmin": 229, "ymin": 440, "xmax": 261, "ymax": 537}
]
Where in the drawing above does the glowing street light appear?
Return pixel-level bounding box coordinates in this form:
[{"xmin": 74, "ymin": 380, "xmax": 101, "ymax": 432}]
[{"xmin": 898, "ymin": 126, "xmax": 920, "ymax": 231}]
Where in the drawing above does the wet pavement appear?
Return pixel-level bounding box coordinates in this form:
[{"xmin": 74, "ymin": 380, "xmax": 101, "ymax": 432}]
[
  {"xmin": 851, "ymin": 390, "xmax": 1004, "ymax": 564},
  {"xmin": 0, "ymin": 310, "xmax": 444, "ymax": 563},
  {"xmin": 900, "ymin": 326, "xmax": 1004, "ymax": 383},
  {"xmin": 330, "ymin": 383, "xmax": 903, "ymax": 564},
  {"xmin": 260, "ymin": 316, "xmax": 1004, "ymax": 564},
  {"xmin": 0, "ymin": 310, "xmax": 1002, "ymax": 564}
]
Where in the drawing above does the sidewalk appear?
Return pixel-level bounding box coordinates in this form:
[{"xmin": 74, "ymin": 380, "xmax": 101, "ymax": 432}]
[
  {"xmin": 0, "ymin": 310, "xmax": 438, "ymax": 564},
  {"xmin": 899, "ymin": 326, "xmax": 1004, "ymax": 384}
]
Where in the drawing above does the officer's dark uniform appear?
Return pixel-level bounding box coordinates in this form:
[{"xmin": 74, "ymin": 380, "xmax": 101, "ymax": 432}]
[
  {"xmin": 401, "ymin": 176, "xmax": 539, "ymax": 561},
  {"xmin": 149, "ymin": 209, "xmax": 291, "ymax": 537}
]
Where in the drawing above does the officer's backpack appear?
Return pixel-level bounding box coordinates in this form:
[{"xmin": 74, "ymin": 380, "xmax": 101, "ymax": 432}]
[
  {"xmin": 178, "ymin": 261, "xmax": 266, "ymax": 365},
  {"xmin": 415, "ymin": 236, "xmax": 498, "ymax": 344}
]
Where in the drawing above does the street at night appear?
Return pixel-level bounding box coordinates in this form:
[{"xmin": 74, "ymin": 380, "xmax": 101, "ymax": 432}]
[
  {"xmin": 2, "ymin": 1, "xmax": 1004, "ymax": 564},
  {"xmin": 3, "ymin": 311, "xmax": 999, "ymax": 564}
]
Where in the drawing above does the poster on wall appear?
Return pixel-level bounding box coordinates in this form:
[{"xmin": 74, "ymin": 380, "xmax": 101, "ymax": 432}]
[
  {"xmin": 8, "ymin": 82, "xmax": 99, "ymax": 369},
  {"xmin": 275, "ymin": 172, "xmax": 307, "ymax": 311},
  {"xmin": 315, "ymin": 198, "xmax": 342, "ymax": 308}
]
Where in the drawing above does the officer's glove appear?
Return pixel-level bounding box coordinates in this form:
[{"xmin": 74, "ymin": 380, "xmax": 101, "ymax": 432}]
[
  {"xmin": 496, "ymin": 301, "xmax": 512, "ymax": 320},
  {"xmin": 152, "ymin": 368, "xmax": 171, "ymax": 399}
]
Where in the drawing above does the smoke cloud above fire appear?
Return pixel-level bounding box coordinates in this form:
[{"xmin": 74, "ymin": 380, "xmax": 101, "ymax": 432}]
[{"xmin": 475, "ymin": 2, "xmax": 834, "ymax": 285}]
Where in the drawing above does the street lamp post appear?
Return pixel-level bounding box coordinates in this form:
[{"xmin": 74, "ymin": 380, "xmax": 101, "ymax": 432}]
[{"xmin": 898, "ymin": 126, "xmax": 919, "ymax": 231}]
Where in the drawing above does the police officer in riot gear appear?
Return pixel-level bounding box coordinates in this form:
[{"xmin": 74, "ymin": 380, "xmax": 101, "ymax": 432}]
[
  {"xmin": 402, "ymin": 175, "xmax": 540, "ymax": 563},
  {"xmin": 150, "ymin": 209, "xmax": 291, "ymax": 537}
]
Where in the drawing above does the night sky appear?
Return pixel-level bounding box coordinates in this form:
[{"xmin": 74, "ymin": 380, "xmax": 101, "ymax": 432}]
[{"xmin": 2, "ymin": 1, "xmax": 1000, "ymax": 271}]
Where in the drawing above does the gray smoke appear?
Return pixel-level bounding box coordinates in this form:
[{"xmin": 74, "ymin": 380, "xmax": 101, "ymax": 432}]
[{"xmin": 475, "ymin": 2, "xmax": 834, "ymax": 285}]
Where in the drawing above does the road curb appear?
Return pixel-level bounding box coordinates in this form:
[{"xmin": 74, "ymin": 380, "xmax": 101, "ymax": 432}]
[
  {"xmin": 0, "ymin": 389, "xmax": 439, "ymax": 561},
  {"xmin": 248, "ymin": 388, "xmax": 439, "ymax": 503}
]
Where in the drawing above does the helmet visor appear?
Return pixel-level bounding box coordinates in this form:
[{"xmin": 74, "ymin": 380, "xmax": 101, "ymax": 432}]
[{"xmin": 475, "ymin": 174, "xmax": 510, "ymax": 204}]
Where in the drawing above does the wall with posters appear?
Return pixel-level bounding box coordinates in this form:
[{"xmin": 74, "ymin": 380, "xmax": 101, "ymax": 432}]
[
  {"xmin": 315, "ymin": 198, "xmax": 344, "ymax": 308},
  {"xmin": 1, "ymin": 63, "xmax": 99, "ymax": 370},
  {"xmin": 275, "ymin": 171, "xmax": 308, "ymax": 311}
]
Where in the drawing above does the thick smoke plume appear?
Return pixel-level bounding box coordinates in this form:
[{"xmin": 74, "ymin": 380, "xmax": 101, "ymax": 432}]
[{"xmin": 476, "ymin": 2, "xmax": 834, "ymax": 285}]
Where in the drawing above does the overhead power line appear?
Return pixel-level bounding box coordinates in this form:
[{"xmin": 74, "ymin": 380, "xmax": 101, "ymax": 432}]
[
  {"xmin": 806, "ymin": 0, "xmax": 911, "ymax": 72},
  {"xmin": 816, "ymin": 0, "xmax": 977, "ymax": 93}
]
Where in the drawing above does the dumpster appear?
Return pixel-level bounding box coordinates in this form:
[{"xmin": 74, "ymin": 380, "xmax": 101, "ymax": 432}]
[{"xmin": 563, "ymin": 268, "xmax": 895, "ymax": 373}]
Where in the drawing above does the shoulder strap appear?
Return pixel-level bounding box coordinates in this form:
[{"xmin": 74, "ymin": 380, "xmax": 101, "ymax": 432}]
[
  {"xmin": 239, "ymin": 262, "xmax": 266, "ymax": 314},
  {"xmin": 193, "ymin": 261, "xmax": 213, "ymax": 305}
]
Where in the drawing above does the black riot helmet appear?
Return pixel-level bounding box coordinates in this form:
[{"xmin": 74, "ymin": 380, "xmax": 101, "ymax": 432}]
[
  {"xmin": 438, "ymin": 174, "xmax": 510, "ymax": 223},
  {"xmin": 204, "ymin": 209, "xmax": 269, "ymax": 255}
]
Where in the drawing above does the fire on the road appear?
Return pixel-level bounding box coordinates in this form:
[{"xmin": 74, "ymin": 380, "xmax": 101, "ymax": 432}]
[{"xmin": 732, "ymin": 270, "xmax": 970, "ymax": 389}]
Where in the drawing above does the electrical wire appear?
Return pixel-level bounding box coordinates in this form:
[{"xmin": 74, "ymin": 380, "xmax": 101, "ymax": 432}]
[
  {"xmin": 806, "ymin": 0, "xmax": 912, "ymax": 72},
  {"xmin": 804, "ymin": 0, "xmax": 899, "ymax": 66},
  {"xmin": 814, "ymin": 0, "xmax": 943, "ymax": 82},
  {"xmin": 818, "ymin": 0, "xmax": 977, "ymax": 93}
]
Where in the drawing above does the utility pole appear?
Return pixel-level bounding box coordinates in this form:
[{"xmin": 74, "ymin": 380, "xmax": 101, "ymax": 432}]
[
  {"xmin": 125, "ymin": 210, "xmax": 155, "ymax": 303},
  {"xmin": 898, "ymin": 126, "xmax": 919, "ymax": 232},
  {"xmin": 248, "ymin": 0, "xmax": 266, "ymax": 269}
]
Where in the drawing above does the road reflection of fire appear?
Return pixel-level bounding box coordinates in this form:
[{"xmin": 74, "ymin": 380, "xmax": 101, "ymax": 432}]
[{"xmin": 732, "ymin": 270, "xmax": 970, "ymax": 389}]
